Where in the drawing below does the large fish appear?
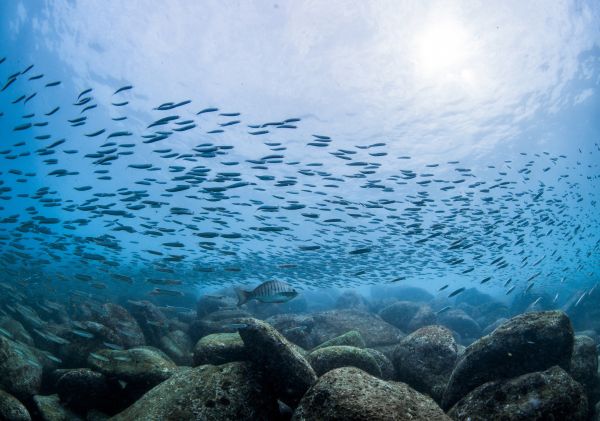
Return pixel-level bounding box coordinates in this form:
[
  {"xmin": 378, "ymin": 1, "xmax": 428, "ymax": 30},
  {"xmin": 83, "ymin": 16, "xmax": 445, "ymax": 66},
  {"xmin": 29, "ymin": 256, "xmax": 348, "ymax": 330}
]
[{"xmin": 235, "ymin": 280, "xmax": 298, "ymax": 306}]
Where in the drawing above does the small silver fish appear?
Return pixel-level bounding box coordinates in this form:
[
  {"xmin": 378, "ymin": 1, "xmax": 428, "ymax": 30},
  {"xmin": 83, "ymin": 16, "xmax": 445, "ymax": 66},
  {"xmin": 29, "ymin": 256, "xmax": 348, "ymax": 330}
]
[{"xmin": 235, "ymin": 280, "xmax": 298, "ymax": 306}]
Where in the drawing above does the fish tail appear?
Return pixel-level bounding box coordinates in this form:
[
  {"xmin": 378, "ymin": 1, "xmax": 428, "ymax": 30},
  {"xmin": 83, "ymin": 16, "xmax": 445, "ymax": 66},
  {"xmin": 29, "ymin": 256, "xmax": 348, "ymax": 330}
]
[{"xmin": 235, "ymin": 288, "xmax": 250, "ymax": 306}]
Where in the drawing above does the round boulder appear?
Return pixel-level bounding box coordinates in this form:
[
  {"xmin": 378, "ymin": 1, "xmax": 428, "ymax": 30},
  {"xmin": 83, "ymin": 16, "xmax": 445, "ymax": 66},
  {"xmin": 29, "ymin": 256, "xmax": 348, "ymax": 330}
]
[
  {"xmin": 193, "ymin": 332, "xmax": 247, "ymax": 366},
  {"xmin": 0, "ymin": 390, "xmax": 31, "ymax": 421},
  {"xmin": 292, "ymin": 367, "xmax": 450, "ymax": 421},
  {"xmin": 307, "ymin": 346, "xmax": 382, "ymax": 377},
  {"xmin": 392, "ymin": 325, "xmax": 459, "ymax": 403}
]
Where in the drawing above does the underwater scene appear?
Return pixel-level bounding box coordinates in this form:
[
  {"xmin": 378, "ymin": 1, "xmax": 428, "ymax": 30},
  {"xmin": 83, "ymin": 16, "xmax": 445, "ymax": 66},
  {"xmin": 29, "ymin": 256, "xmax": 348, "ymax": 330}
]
[{"xmin": 0, "ymin": 1, "xmax": 599, "ymax": 420}]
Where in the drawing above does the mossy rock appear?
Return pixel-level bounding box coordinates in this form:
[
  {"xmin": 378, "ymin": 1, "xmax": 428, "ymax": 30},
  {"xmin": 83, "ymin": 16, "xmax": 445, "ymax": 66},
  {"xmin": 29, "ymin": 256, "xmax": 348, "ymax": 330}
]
[
  {"xmin": 307, "ymin": 345, "xmax": 382, "ymax": 378},
  {"xmin": 193, "ymin": 332, "xmax": 247, "ymax": 366},
  {"xmin": 312, "ymin": 330, "xmax": 366, "ymax": 351}
]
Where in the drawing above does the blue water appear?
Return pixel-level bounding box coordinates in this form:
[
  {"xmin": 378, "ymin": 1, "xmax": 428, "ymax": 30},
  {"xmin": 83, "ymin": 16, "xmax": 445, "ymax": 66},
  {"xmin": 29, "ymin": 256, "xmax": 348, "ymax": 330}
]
[{"xmin": 0, "ymin": 1, "xmax": 599, "ymax": 309}]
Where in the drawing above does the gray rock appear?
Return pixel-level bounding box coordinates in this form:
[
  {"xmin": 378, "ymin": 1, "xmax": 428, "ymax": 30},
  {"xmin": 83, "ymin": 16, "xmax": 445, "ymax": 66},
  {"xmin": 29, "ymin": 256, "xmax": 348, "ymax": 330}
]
[
  {"xmin": 266, "ymin": 313, "xmax": 316, "ymax": 349},
  {"xmin": 97, "ymin": 304, "xmax": 145, "ymax": 348},
  {"xmin": 408, "ymin": 305, "xmax": 438, "ymax": 332},
  {"xmin": 448, "ymin": 366, "xmax": 588, "ymax": 420},
  {"xmin": 0, "ymin": 336, "xmax": 42, "ymax": 399},
  {"xmin": 128, "ymin": 300, "xmax": 169, "ymax": 346},
  {"xmin": 312, "ymin": 330, "xmax": 366, "ymax": 351},
  {"xmin": 55, "ymin": 368, "xmax": 119, "ymax": 414},
  {"xmin": 571, "ymin": 335, "xmax": 600, "ymax": 409},
  {"xmin": 292, "ymin": 367, "xmax": 450, "ymax": 421},
  {"xmin": 193, "ymin": 332, "xmax": 247, "ymax": 366},
  {"xmin": 307, "ymin": 345, "xmax": 382, "ymax": 377},
  {"xmin": 482, "ymin": 317, "xmax": 508, "ymax": 336},
  {"xmin": 393, "ymin": 325, "xmax": 459, "ymax": 403},
  {"xmin": 159, "ymin": 329, "xmax": 192, "ymax": 365},
  {"xmin": 364, "ymin": 348, "xmax": 395, "ymax": 380},
  {"xmin": 0, "ymin": 390, "xmax": 31, "ymax": 421},
  {"xmin": 442, "ymin": 310, "xmax": 574, "ymax": 410},
  {"xmin": 238, "ymin": 318, "xmax": 317, "ymax": 407},
  {"xmin": 379, "ymin": 301, "xmax": 422, "ymax": 331},
  {"xmin": 110, "ymin": 362, "xmax": 278, "ymax": 421},
  {"xmin": 311, "ymin": 309, "xmax": 404, "ymax": 347},
  {"xmin": 87, "ymin": 346, "xmax": 178, "ymax": 391},
  {"xmin": 0, "ymin": 316, "xmax": 34, "ymax": 346},
  {"xmin": 335, "ymin": 290, "xmax": 369, "ymax": 311},
  {"xmin": 438, "ymin": 309, "xmax": 482, "ymax": 341},
  {"xmin": 32, "ymin": 394, "xmax": 82, "ymax": 421}
]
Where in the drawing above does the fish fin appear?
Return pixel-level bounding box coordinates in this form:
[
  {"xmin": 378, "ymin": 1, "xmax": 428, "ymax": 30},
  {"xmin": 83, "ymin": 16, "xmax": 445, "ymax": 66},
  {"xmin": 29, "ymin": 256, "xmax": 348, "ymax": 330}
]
[{"xmin": 235, "ymin": 288, "xmax": 250, "ymax": 306}]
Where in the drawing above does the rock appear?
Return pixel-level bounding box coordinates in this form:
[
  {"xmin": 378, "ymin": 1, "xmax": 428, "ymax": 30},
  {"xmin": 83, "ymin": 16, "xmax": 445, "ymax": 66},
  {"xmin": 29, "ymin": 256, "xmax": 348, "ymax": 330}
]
[
  {"xmin": 292, "ymin": 367, "xmax": 450, "ymax": 421},
  {"xmin": 0, "ymin": 316, "xmax": 34, "ymax": 346},
  {"xmin": 311, "ymin": 309, "xmax": 404, "ymax": 347},
  {"xmin": 87, "ymin": 346, "xmax": 178, "ymax": 392},
  {"xmin": 196, "ymin": 294, "xmax": 229, "ymax": 318},
  {"xmin": 364, "ymin": 348, "xmax": 395, "ymax": 380},
  {"xmin": 448, "ymin": 366, "xmax": 588, "ymax": 420},
  {"xmin": 97, "ymin": 304, "xmax": 145, "ymax": 348},
  {"xmin": 312, "ymin": 330, "xmax": 365, "ymax": 351},
  {"xmin": 0, "ymin": 390, "xmax": 31, "ymax": 421},
  {"xmin": 111, "ymin": 362, "xmax": 278, "ymax": 421},
  {"xmin": 481, "ymin": 317, "xmax": 508, "ymax": 336},
  {"xmin": 188, "ymin": 309, "xmax": 252, "ymax": 343},
  {"xmin": 379, "ymin": 301, "xmax": 421, "ymax": 331},
  {"xmin": 408, "ymin": 305, "xmax": 438, "ymax": 332},
  {"xmin": 193, "ymin": 332, "xmax": 247, "ymax": 366},
  {"xmin": 0, "ymin": 336, "xmax": 42, "ymax": 399},
  {"xmin": 437, "ymin": 309, "xmax": 481, "ymax": 342},
  {"xmin": 55, "ymin": 368, "xmax": 121, "ymax": 414},
  {"xmin": 571, "ymin": 335, "xmax": 600, "ymax": 408},
  {"xmin": 392, "ymin": 325, "xmax": 459, "ymax": 403},
  {"xmin": 245, "ymin": 296, "xmax": 309, "ymax": 319},
  {"xmin": 238, "ymin": 318, "xmax": 317, "ymax": 407},
  {"xmin": 266, "ymin": 313, "xmax": 316, "ymax": 349},
  {"xmin": 334, "ymin": 290, "xmax": 369, "ymax": 311},
  {"xmin": 32, "ymin": 394, "xmax": 82, "ymax": 421},
  {"xmin": 307, "ymin": 345, "xmax": 382, "ymax": 377},
  {"xmin": 159, "ymin": 329, "xmax": 192, "ymax": 365},
  {"xmin": 454, "ymin": 288, "xmax": 495, "ymax": 307},
  {"xmin": 128, "ymin": 301, "xmax": 169, "ymax": 346},
  {"xmin": 442, "ymin": 310, "xmax": 574, "ymax": 410},
  {"xmin": 472, "ymin": 301, "xmax": 510, "ymax": 330}
]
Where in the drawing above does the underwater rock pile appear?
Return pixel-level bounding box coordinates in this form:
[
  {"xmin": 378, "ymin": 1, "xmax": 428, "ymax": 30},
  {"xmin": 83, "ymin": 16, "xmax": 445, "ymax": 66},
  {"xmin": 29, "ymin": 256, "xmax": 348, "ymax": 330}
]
[{"xmin": 0, "ymin": 285, "xmax": 599, "ymax": 420}]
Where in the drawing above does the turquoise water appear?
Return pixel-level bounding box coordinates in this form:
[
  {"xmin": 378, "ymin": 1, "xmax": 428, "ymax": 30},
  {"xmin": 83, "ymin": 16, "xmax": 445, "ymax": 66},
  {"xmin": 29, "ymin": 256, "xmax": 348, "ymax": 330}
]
[{"xmin": 0, "ymin": 1, "xmax": 599, "ymax": 307}]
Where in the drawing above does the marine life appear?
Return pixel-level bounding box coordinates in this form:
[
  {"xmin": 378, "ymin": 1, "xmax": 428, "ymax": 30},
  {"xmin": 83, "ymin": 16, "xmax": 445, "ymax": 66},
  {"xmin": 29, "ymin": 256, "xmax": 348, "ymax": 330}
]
[{"xmin": 235, "ymin": 280, "xmax": 298, "ymax": 305}]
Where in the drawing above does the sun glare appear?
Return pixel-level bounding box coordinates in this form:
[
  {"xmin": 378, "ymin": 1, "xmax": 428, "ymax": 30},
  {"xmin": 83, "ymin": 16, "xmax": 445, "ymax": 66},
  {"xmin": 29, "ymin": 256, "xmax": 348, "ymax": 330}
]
[{"xmin": 415, "ymin": 18, "xmax": 471, "ymax": 78}]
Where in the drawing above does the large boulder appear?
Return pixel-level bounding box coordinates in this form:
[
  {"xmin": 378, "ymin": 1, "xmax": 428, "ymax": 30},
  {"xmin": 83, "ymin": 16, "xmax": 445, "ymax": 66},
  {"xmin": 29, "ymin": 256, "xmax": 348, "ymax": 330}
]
[
  {"xmin": 0, "ymin": 336, "xmax": 42, "ymax": 399},
  {"xmin": 0, "ymin": 390, "xmax": 31, "ymax": 421},
  {"xmin": 87, "ymin": 346, "xmax": 178, "ymax": 392},
  {"xmin": 32, "ymin": 394, "xmax": 82, "ymax": 421},
  {"xmin": 193, "ymin": 332, "xmax": 247, "ymax": 366},
  {"xmin": 570, "ymin": 335, "xmax": 600, "ymax": 409},
  {"xmin": 265, "ymin": 313, "xmax": 316, "ymax": 349},
  {"xmin": 312, "ymin": 330, "xmax": 366, "ymax": 351},
  {"xmin": 442, "ymin": 310, "xmax": 574, "ymax": 410},
  {"xmin": 55, "ymin": 368, "xmax": 122, "ymax": 414},
  {"xmin": 448, "ymin": 366, "xmax": 588, "ymax": 420},
  {"xmin": 393, "ymin": 325, "xmax": 459, "ymax": 403},
  {"xmin": 0, "ymin": 316, "xmax": 34, "ymax": 346},
  {"xmin": 311, "ymin": 309, "xmax": 404, "ymax": 347},
  {"xmin": 335, "ymin": 290, "xmax": 370, "ymax": 311},
  {"xmin": 110, "ymin": 362, "xmax": 278, "ymax": 421},
  {"xmin": 97, "ymin": 304, "xmax": 146, "ymax": 348},
  {"xmin": 379, "ymin": 301, "xmax": 422, "ymax": 331},
  {"xmin": 292, "ymin": 367, "xmax": 450, "ymax": 421},
  {"xmin": 437, "ymin": 309, "xmax": 481, "ymax": 342},
  {"xmin": 238, "ymin": 318, "xmax": 317, "ymax": 407},
  {"xmin": 128, "ymin": 300, "xmax": 169, "ymax": 346},
  {"xmin": 159, "ymin": 329, "xmax": 193, "ymax": 366},
  {"xmin": 364, "ymin": 348, "xmax": 395, "ymax": 380},
  {"xmin": 307, "ymin": 346, "xmax": 382, "ymax": 377}
]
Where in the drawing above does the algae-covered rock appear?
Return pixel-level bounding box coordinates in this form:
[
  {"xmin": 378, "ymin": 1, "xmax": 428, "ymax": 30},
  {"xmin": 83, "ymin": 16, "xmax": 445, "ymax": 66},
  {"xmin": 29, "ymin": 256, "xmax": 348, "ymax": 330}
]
[
  {"xmin": 193, "ymin": 332, "xmax": 247, "ymax": 366},
  {"xmin": 292, "ymin": 367, "xmax": 450, "ymax": 421},
  {"xmin": 238, "ymin": 318, "xmax": 317, "ymax": 407},
  {"xmin": 312, "ymin": 330, "xmax": 365, "ymax": 351},
  {"xmin": 570, "ymin": 335, "xmax": 600, "ymax": 409},
  {"xmin": 110, "ymin": 362, "xmax": 278, "ymax": 421},
  {"xmin": 307, "ymin": 345, "xmax": 382, "ymax": 377},
  {"xmin": 159, "ymin": 329, "xmax": 192, "ymax": 366},
  {"xmin": 448, "ymin": 366, "xmax": 588, "ymax": 420},
  {"xmin": 311, "ymin": 309, "xmax": 404, "ymax": 347},
  {"xmin": 266, "ymin": 313, "xmax": 316, "ymax": 349},
  {"xmin": 379, "ymin": 301, "xmax": 422, "ymax": 331},
  {"xmin": 0, "ymin": 335, "xmax": 42, "ymax": 399},
  {"xmin": 55, "ymin": 368, "xmax": 120, "ymax": 414},
  {"xmin": 393, "ymin": 325, "xmax": 459, "ymax": 403},
  {"xmin": 87, "ymin": 346, "xmax": 177, "ymax": 390},
  {"xmin": 442, "ymin": 310, "xmax": 574, "ymax": 410},
  {"xmin": 364, "ymin": 347, "xmax": 395, "ymax": 380},
  {"xmin": 0, "ymin": 390, "xmax": 31, "ymax": 421},
  {"xmin": 438, "ymin": 309, "xmax": 482, "ymax": 342},
  {"xmin": 32, "ymin": 394, "xmax": 82, "ymax": 421}
]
